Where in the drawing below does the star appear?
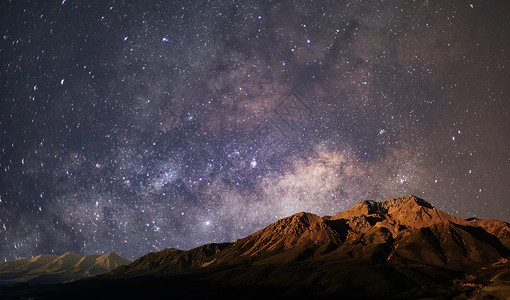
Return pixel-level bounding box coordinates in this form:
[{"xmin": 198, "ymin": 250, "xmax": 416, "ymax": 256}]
[{"xmin": 0, "ymin": 0, "xmax": 507, "ymax": 262}]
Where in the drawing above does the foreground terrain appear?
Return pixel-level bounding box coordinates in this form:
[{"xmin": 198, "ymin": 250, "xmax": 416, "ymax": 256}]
[{"xmin": 1, "ymin": 195, "xmax": 509, "ymax": 299}]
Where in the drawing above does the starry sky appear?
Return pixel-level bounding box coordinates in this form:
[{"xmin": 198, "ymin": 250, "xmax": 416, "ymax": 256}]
[{"xmin": 1, "ymin": 0, "xmax": 509, "ymax": 261}]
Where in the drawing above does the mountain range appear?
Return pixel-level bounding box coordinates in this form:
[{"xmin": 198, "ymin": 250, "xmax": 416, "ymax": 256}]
[
  {"xmin": 1, "ymin": 195, "xmax": 509, "ymax": 299},
  {"xmin": 0, "ymin": 252, "xmax": 131, "ymax": 286}
]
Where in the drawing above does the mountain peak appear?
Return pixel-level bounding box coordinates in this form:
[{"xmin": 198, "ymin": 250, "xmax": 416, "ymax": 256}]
[
  {"xmin": 213, "ymin": 211, "xmax": 342, "ymax": 260},
  {"xmin": 381, "ymin": 195, "xmax": 433, "ymax": 210},
  {"xmin": 60, "ymin": 252, "xmax": 81, "ymax": 258},
  {"xmin": 331, "ymin": 199, "xmax": 383, "ymax": 220},
  {"xmin": 331, "ymin": 195, "xmax": 465, "ymax": 232},
  {"xmin": 100, "ymin": 252, "xmax": 122, "ymax": 259},
  {"xmin": 288, "ymin": 212, "xmax": 323, "ymax": 225}
]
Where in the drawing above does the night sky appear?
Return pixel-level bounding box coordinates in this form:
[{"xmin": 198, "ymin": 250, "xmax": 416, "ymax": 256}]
[{"xmin": 1, "ymin": 0, "xmax": 509, "ymax": 261}]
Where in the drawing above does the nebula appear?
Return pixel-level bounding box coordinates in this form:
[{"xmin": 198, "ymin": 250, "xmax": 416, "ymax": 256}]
[{"xmin": 0, "ymin": 0, "xmax": 508, "ymax": 261}]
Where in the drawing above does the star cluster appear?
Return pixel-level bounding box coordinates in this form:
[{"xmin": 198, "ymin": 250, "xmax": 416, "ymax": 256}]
[{"xmin": 1, "ymin": 0, "xmax": 509, "ymax": 260}]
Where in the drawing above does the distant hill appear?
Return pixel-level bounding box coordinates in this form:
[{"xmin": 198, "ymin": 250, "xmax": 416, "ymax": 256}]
[
  {"xmin": 0, "ymin": 252, "xmax": 131, "ymax": 285},
  {"xmin": 2, "ymin": 195, "xmax": 510, "ymax": 299}
]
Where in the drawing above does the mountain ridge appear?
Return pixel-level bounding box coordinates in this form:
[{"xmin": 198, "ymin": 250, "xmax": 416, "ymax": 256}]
[
  {"xmin": 0, "ymin": 252, "xmax": 131, "ymax": 285},
  {"xmin": 2, "ymin": 195, "xmax": 509, "ymax": 299},
  {"xmin": 108, "ymin": 195, "xmax": 510, "ymax": 273},
  {"xmin": 96, "ymin": 195, "xmax": 510, "ymax": 299}
]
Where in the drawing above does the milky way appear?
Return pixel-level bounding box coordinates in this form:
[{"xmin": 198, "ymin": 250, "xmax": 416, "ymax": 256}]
[{"xmin": 1, "ymin": 0, "xmax": 509, "ymax": 260}]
